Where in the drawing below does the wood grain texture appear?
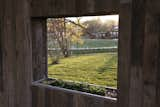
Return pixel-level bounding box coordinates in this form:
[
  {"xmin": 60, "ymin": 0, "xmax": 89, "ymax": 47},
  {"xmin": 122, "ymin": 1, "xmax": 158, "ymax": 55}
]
[
  {"xmin": 119, "ymin": 0, "xmax": 160, "ymax": 107},
  {"xmin": 143, "ymin": 13, "xmax": 160, "ymax": 107},
  {"xmin": 31, "ymin": 0, "xmax": 119, "ymax": 18},
  {"xmin": 0, "ymin": 0, "xmax": 3, "ymax": 92},
  {"xmin": 0, "ymin": 0, "xmax": 32, "ymax": 107},
  {"xmin": 118, "ymin": 0, "xmax": 145, "ymax": 107},
  {"xmin": 1, "ymin": 0, "xmax": 160, "ymax": 107},
  {"xmin": 32, "ymin": 19, "xmax": 48, "ymax": 81},
  {"xmin": 0, "ymin": 1, "xmax": 5, "ymax": 107},
  {"xmin": 118, "ymin": 2, "xmax": 131, "ymax": 107},
  {"xmin": 146, "ymin": 0, "xmax": 160, "ymax": 15},
  {"xmin": 32, "ymin": 83, "xmax": 117, "ymax": 107}
]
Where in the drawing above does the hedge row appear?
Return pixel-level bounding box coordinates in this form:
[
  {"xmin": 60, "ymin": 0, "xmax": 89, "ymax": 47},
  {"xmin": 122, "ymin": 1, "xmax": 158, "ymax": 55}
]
[
  {"xmin": 42, "ymin": 79, "xmax": 106, "ymax": 96},
  {"xmin": 48, "ymin": 47, "xmax": 117, "ymax": 55},
  {"xmin": 71, "ymin": 48, "xmax": 117, "ymax": 54}
]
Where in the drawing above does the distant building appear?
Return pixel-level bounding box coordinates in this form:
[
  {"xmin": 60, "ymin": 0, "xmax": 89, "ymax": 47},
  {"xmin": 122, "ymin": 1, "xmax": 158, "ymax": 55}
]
[
  {"xmin": 91, "ymin": 32, "xmax": 109, "ymax": 39},
  {"xmin": 86, "ymin": 26, "xmax": 119, "ymax": 39},
  {"xmin": 109, "ymin": 26, "xmax": 118, "ymax": 39}
]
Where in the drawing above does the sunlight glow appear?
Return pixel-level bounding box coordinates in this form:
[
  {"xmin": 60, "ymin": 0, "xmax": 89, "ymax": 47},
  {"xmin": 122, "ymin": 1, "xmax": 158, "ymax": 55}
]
[{"xmin": 67, "ymin": 15, "xmax": 119, "ymax": 23}]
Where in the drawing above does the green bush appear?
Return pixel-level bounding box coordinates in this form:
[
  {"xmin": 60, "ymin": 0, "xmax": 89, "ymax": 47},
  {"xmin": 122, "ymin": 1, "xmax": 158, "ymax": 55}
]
[{"xmin": 42, "ymin": 79, "xmax": 106, "ymax": 96}]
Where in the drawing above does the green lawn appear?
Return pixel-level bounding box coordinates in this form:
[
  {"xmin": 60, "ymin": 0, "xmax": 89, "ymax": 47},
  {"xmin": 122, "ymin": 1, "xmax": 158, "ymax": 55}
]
[{"xmin": 48, "ymin": 53, "xmax": 117, "ymax": 87}]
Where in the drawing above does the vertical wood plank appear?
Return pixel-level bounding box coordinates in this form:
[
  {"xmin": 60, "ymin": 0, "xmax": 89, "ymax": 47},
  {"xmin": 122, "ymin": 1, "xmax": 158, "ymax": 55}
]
[
  {"xmin": 118, "ymin": 1, "xmax": 131, "ymax": 107},
  {"xmin": 0, "ymin": 0, "xmax": 32, "ymax": 107},
  {"xmin": 118, "ymin": 0, "xmax": 146, "ymax": 107},
  {"xmin": 32, "ymin": 19, "xmax": 48, "ymax": 81},
  {"xmin": 129, "ymin": 1, "xmax": 145, "ymax": 107},
  {"xmin": 143, "ymin": 13, "xmax": 160, "ymax": 107},
  {"xmin": 0, "ymin": 0, "xmax": 3, "ymax": 92},
  {"xmin": 0, "ymin": 1, "xmax": 6, "ymax": 107}
]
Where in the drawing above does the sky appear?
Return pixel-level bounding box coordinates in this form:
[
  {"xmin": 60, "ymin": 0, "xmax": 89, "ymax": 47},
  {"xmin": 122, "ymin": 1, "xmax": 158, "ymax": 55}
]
[{"xmin": 67, "ymin": 15, "xmax": 119, "ymax": 23}]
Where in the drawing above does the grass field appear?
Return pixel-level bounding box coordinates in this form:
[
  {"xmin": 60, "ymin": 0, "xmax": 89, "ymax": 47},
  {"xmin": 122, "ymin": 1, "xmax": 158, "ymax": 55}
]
[{"xmin": 48, "ymin": 53, "xmax": 117, "ymax": 87}]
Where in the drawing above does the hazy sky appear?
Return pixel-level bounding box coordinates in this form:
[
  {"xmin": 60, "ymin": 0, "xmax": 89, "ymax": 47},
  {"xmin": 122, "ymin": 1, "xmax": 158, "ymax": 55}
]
[{"xmin": 67, "ymin": 15, "xmax": 119, "ymax": 23}]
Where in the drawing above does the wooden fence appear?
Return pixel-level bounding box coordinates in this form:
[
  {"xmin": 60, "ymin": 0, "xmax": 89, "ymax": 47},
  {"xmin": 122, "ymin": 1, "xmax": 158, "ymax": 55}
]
[{"xmin": 32, "ymin": 81, "xmax": 117, "ymax": 107}]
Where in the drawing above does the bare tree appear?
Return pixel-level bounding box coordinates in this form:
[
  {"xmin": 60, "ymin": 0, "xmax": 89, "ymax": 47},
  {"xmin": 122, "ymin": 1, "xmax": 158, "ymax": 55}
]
[{"xmin": 47, "ymin": 18, "xmax": 84, "ymax": 64}]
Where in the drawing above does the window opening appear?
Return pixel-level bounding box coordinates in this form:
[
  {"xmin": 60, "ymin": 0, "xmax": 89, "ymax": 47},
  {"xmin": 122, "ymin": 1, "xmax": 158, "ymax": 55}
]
[{"xmin": 47, "ymin": 15, "xmax": 119, "ymax": 98}]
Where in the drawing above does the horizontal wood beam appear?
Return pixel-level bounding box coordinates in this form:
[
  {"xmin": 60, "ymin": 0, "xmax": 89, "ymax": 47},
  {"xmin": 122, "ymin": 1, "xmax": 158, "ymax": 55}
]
[{"xmin": 31, "ymin": 0, "xmax": 119, "ymax": 18}]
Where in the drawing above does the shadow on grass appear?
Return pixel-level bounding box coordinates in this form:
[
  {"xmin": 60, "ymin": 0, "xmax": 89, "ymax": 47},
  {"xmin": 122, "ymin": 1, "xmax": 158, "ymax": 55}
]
[
  {"xmin": 48, "ymin": 62, "xmax": 60, "ymax": 67},
  {"xmin": 48, "ymin": 64, "xmax": 55, "ymax": 68},
  {"xmin": 97, "ymin": 55, "xmax": 117, "ymax": 74}
]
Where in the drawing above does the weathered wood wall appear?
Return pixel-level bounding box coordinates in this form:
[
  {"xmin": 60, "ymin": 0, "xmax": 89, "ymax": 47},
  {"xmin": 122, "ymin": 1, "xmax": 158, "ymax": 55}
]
[
  {"xmin": 118, "ymin": 1, "xmax": 131, "ymax": 107},
  {"xmin": 31, "ymin": 0, "xmax": 119, "ymax": 18},
  {"xmin": 32, "ymin": 83, "xmax": 117, "ymax": 107},
  {"xmin": 0, "ymin": 0, "xmax": 3, "ymax": 92},
  {"xmin": 143, "ymin": 1, "xmax": 160, "ymax": 106},
  {"xmin": 32, "ymin": 19, "xmax": 48, "ymax": 81},
  {"xmin": 0, "ymin": 0, "xmax": 32, "ymax": 107},
  {"xmin": 1, "ymin": 0, "xmax": 160, "ymax": 107},
  {"xmin": 118, "ymin": 0, "xmax": 145, "ymax": 107},
  {"xmin": 118, "ymin": 0, "xmax": 160, "ymax": 107}
]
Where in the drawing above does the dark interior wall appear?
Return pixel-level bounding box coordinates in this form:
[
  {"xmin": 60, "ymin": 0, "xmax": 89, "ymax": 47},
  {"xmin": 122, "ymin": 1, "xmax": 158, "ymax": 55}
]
[
  {"xmin": 0, "ymin": 0, "xmax": 3, "ymax": 92},
  {"xmin": 31, "ymin": 0, "xmax": 119, "ymax": 18},
  {"xmin": 0, "ymin": 0, "xmax": 32, "ymax": 107},
  {"xmin": 118, "ymin": 1, "xmax": 131, "ymax": 107},
  {"xmin": 32, "ymin": 19, "xmax": 48, "ymax": 81},
  {"xmin": 0, "ymin": 0, "xmax": 4, "ymax": 106},
  {"xmin": 119, "ymin": 0, "xmax": 146, "ymax": 107},
  {"xmin": 0, "ymin": 0, "xmax": 160, "ymax": 107},
  {"xmin": 143, "ymin": 1, "xmax": 160, "ymax": 106},
  {"xmin": 27, "ymin": 0, "xmax": 160, "ymax": 107},
  {"xmin": 118, "ymin": 0, "xmax": 160, "ymax": 107}
]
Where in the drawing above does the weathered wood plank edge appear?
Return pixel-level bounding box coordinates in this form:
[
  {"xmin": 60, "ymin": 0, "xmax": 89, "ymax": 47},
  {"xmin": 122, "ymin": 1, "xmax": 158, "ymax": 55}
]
[{"xmin": 32, "ymin": 79, "xmax": 117, "ymax": 102}]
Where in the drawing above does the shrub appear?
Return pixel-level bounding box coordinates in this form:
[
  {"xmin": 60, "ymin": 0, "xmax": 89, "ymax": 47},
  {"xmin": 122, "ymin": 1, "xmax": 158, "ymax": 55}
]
[{"xmin": 42, "ymin": 79, "xmax": 106, "ymax": 96}]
